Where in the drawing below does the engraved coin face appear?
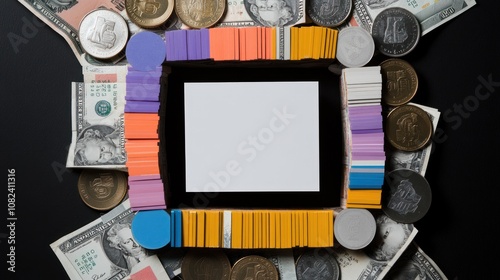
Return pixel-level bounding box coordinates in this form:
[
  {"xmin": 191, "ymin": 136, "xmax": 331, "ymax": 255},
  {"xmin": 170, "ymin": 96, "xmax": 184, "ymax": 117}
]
[
  {"xmin": 383, "ymin": 168, "xmax": 432, "ymax": 223},
  {"xmin": 125, "ymin": 0, "xmax": 175, "ymax": 28},
  {"xmin": 334, "ymin": 208, "xmax": 376, "ymax": 250},
  {"xmin": 230, "ymin": 255, "xmax": 278, "ymax": 280},
  {"xmin": 77, "ymin": 169, "xmax": 127, "ymax": 211},
  {"xmin": 386, "ymin": 104, "xmax": 433, "ymax": 151},
  {"xmin": 380, "ymin": 58, "xmax": 418, "ymax": 106},
  {"xmin": 336, "ymin": 26, "xmax": 375, "ymax": 68},
  {"xmin": 79, "ymin": 9, "xmax": 129, "ymax": 59},
  {"xmin": 181, "ymin": 249, "xmax": 231, "ymax": 280},
  {"xmin": 371, "ymin": 7, "xmax": 421, "ymax": 57},
  {"xmin": 296, "ymin": 248, "xmax": 340, "ymax": 280},
  {"xmin": 307, "ymin": 0, "xmax": 352, "ymax": 27},
  {"xmin": 175, "ymin": 0, "xmax": 226, "ymax": 28}
]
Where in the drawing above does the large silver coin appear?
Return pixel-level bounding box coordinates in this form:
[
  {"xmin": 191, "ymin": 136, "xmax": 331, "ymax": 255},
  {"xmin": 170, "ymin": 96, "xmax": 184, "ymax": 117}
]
[
  {"xmin": 296, "ymin": 248, "xmax": 340, "ymax": 280},
  {"xmin": 307, "ymin": 0, "xmax": 353, "ymax": 27},
  {"xmin": 371, "ymin": 7, "xmax": 421, "ymax": 57},
  {"xmin": 336, "ymin": 26, "xmax": 375, "ymax": 68},
  {"xmin": 334, "ymin": 208, "xmax": 376, "ymax": 250},
  {"xmin": 79, "ymin": 9, "xmax": 129, "ymax": 59}
]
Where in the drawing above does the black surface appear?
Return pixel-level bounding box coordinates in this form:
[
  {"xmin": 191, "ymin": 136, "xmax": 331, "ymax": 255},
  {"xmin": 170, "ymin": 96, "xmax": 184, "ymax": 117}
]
[{"xmin": 1, "ymin": 1, "xmax": 500, "ymax": 279}]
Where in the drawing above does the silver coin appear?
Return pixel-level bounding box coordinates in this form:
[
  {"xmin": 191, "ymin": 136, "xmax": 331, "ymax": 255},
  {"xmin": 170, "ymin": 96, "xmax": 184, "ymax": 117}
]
[
  {"xmin": 371, "ymin": 7, "xmax": 420, "ymax": 57},
  {"xmin": 296, "ymin": 248, "xmax": 340, "ymax": 280},
  {"xmin": 307, "ymin": 0, "xmax": 353, "ymax": 27},
  {"xmin": 79, "ymin": 9, "xmax": 129, "ymax": 59},
  {"xmin": 334, "ymin": 208, "xmax": 376, "ymax": 250},
  {"xmin": 336, "ymin": 26, "xmax": 375, "ymax": 68}
]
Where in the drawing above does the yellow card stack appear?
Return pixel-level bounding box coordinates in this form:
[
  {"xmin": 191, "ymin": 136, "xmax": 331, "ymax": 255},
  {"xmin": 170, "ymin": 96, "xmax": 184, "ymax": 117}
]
[{"xmin": 179, "ymin": 209, "xmax": 333, "ymax": 249}]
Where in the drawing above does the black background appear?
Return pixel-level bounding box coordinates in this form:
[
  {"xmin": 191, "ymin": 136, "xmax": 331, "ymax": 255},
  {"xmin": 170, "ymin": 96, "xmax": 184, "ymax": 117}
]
[{"xmin": 1, "ymin": 1, "xmax": 500, "ymax": 279}]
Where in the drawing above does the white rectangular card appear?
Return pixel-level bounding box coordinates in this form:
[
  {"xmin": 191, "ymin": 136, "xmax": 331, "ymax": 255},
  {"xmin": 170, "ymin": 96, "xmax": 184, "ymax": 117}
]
[{"xmin": 184, "ymin": 81, "xmax": 319, "ymax": 192}]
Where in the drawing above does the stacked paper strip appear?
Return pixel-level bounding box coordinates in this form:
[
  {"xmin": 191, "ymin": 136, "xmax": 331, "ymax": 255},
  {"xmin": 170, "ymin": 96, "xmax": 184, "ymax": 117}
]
[
  {"xmin": 341, "ymin": 67, "xmax": 385, "ymax": 209},
  {"xmin": 176, "ymin": 209, "xmax": 333, "ymax": 249},
  {"xmin": 124, "ymin": 32, "xmax": 167, "ymax": 211},
  {"xmin": 163, "ymin": 26, "xmax": 338, "ymax": 62}
]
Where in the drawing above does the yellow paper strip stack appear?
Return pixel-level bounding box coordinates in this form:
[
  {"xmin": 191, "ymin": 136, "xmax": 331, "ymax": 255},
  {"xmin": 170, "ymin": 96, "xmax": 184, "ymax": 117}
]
[{"xmin": 179, "ymin": 209, "xmax": 333, "ymax": 248}]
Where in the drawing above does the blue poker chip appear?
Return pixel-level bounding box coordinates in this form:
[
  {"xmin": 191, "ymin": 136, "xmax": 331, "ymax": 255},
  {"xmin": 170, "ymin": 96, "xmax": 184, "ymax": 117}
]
[
  {"xmin": 126, "ymin": 31, "xmax": 166, "ymax": 71},
  {"xmin": 131, "ymin": 210, "xmax": 170, "ymax": 249}
]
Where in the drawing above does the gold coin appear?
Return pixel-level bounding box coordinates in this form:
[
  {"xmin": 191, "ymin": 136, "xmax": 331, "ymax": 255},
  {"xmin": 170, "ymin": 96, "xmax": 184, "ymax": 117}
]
[
  {"xmin": 181, "ymin": 249, "xmax": 231, "ymax": 280},
  {"xmin": 78, "ymin": 169, "xmax": 128, "ymax": 211},
  {"xmin": 386, "ymin": 105, "xmax": 433, "ymax": 152},
  {"xmin": 380, "ymin": 58, "xmax": 418, "ymax": 106},
  {"xmin": 230, "ymin": 255, "xmax": 278, "ymax": 280},
  {"xmin": 175, "ymin": 0, "xmax": 226, "ymax": 29},
  {"xmin": 125, "ymin": 0, "xmax": 174, "ymax": 28}
]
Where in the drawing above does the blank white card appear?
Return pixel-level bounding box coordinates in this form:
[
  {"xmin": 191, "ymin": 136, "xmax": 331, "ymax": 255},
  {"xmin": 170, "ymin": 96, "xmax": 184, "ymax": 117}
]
[{"xmin": 184, "ymin": 81, "xmax": 319, "ymax": 192}]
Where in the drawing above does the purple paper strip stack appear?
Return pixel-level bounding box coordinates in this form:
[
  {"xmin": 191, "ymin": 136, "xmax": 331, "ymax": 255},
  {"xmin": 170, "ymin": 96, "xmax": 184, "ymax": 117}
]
[
  {"xmin": 128, "ymin": 175, "xmax": 166, "ymax": 210},
  {"xmin": 125, "ymin": 67, "xmax": 162, "ymax": 113},
  {"xmin": 342, "ymin": 67, "xmax": 385, "ymax": 191},
  {"xmin": 165, "ymin": 29, "xmax": 210, "ymax": 61}
]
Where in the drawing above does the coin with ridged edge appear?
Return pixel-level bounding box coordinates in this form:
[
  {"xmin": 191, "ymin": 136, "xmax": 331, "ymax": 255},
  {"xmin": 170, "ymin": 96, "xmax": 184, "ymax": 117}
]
[
  {"xmin": 334, "ymin": 208, "xmax": 376, "ymax": 250},
  {"xmin": 296, "ymin": 248, "xmax": 340, "ymax": 280},
  {"xmin": 382, "ymin": 168, "xmax": 432, "ymax": 223},
  {"xmin": 175, "ymin": 0, "xmax": 226, "ymax": 29},
  {"xmin": 78, "ymin": 9, "xmax": 129, "ymax": 59},
  {"xmin": 181, "ymin": 249, "xmax": 231, "ymax": 280},
  {"xmin": 230, "ymin": 255, "xmax": 278, "ymax": 280},
  {"xmin": 386, "ymin": 104, "xmax": 433, "ymax": 151},
  {"xmin": 125, "ymin": 0, "xmax": 175, "ymax": 28},
  {"xmin": 307, "ymin": 0, "xmax": 353, "ymax": 27},
  {"xmin": 371, "ymin": 7, "xmax": 421, "ymax": 57},
  {"xmin": 380, "ymin": 58, "xmax": 419, "ymax": 106},
  {"xmin": 78, "ymin": 169, "xmax": 127, "ymax": 211}
]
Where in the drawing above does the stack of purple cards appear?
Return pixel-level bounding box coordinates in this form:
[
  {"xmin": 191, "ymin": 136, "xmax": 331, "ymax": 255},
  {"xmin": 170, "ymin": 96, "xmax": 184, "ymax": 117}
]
[
  {"xmin": 165, "ymin": 29, "xmax": 210, "ymax": 61},
  {"xmin": 124, "ymin": 31, "xmax": 166, "ymax": 211},
  {"xmin": 341, "ymin": 67, "xmax": 385, "ymax": 208}
]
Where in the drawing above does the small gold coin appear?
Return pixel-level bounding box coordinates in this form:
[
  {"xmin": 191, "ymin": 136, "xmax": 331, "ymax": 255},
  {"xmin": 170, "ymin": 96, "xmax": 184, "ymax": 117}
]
[
  {"xmin": 181, "ymin": 249, "xmax": 231, "ymax": 280},
  {"xmin": 125, "ymin": 0, "xmax": 174, "ymax": 28},
  {"xmin": 380, "ymin": 58, "xmax": 418, "ymax": 106},
  {"xmin": 175, "ymin": 0, "xmax": 226, "ymax": 29},
  {"xmin": 230, "ymin": 255, "xmax": 278, "ymax": 280},
  {"xmin": 78, "ymin": 169, "xmax": 127, "ymax": 211},
  {"xmin": 386, "ymin": 105, "xmax": 433, "ymax": 152}
]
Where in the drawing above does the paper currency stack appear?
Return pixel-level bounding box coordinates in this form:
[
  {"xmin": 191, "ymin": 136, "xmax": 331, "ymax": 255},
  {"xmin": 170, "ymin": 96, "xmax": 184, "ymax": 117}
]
[{"xmin": 17, "ymin": 0, "xmax": 476, "ymax": 279}]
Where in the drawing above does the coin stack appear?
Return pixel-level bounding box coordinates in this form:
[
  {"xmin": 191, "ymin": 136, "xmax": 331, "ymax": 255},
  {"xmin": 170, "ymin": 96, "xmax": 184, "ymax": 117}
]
[
  {"xmin": 340, "ymin": 66, "xmax": 385, "ymax": 209},
  {"xmin": 380, "ymin": 58, "xmax": 434, "ymax": 224}
]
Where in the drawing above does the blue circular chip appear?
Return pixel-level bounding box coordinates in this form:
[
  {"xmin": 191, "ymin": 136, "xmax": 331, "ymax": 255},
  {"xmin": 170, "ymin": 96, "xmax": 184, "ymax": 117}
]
[
  {"xmin": 126, "ymin": 31, "xmax": 166, "ymax": 71},
  {"xmin": 131, "ymin": 209, "xmax": 170, "ymax": 249}
]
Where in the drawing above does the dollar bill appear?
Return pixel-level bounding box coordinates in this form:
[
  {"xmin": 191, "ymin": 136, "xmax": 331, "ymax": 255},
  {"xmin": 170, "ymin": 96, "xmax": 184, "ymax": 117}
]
[
  {"xmin": 50, "ymin": 199, "xmax": 169, "ymax": 280},
  {"xmin": 385, "ymin": 242, "xmax": 448, "ymax": 280},
  {"xmin": 66, "ymin": 82, "xmax": 127, "ymax": 170},
  {"xmin": 261, "ymin": 249, "xmax": 298, "ymax": 280},
  {"xmin": 218, "ymin": 0, "xmax": 306, "ymax": 27},
  {"xmin": 331, "ymin": 212, "xmax": 418, "ymax": 280},
  {"xmin": 83, "ymin": 65, "xmax": 128, "ymax": 83},
  {"xmin": 388, "ymin": 103, "xmax": 441, "ymax": 176},
  {"xmin": 349, "ymin": 0, "xmax": 476, "ymax": 35}
]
